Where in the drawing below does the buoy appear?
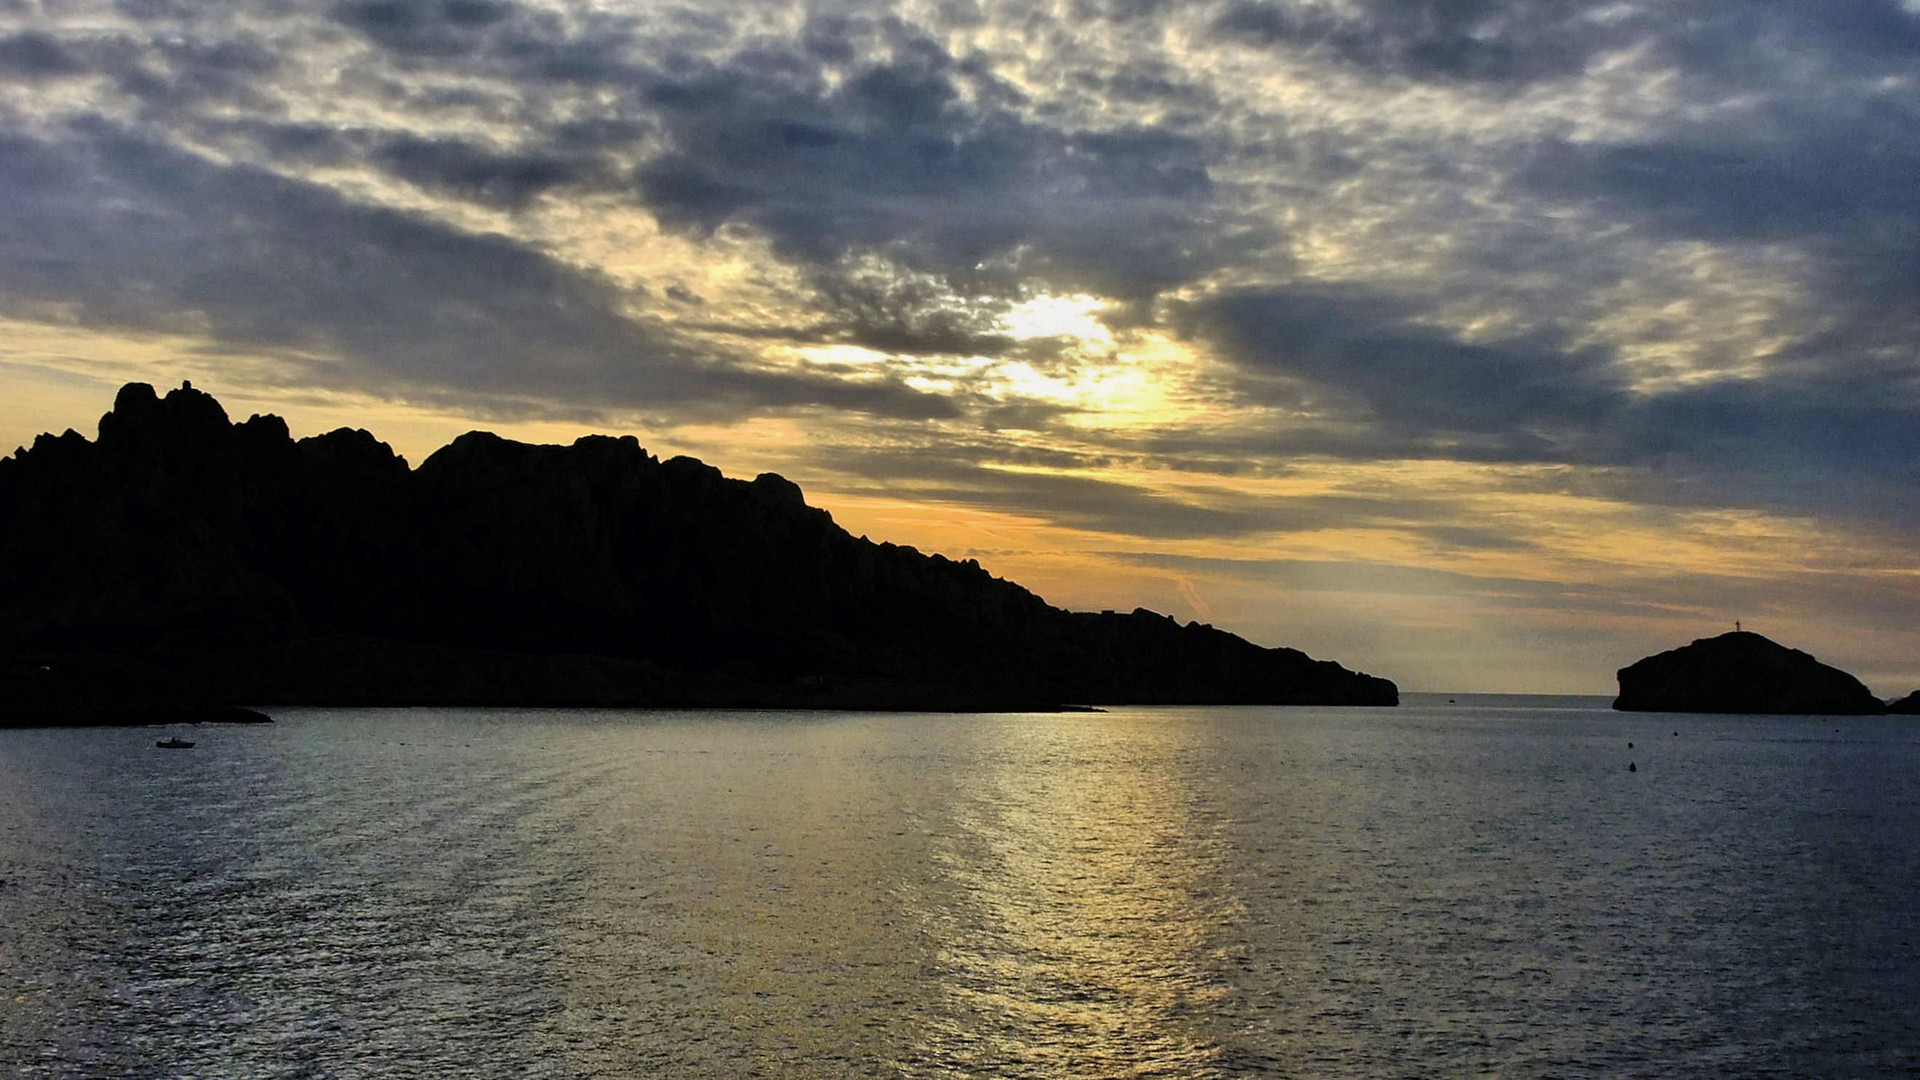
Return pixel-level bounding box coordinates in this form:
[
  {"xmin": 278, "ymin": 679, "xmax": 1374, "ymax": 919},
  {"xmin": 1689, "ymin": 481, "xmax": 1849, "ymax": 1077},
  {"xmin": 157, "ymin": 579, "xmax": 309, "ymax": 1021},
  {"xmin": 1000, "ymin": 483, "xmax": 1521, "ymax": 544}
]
[
  {"xmin": 1627, "ymin": 741, "xmax": 1634, "ymax": 748},
  {"xmin": 1628, "ymin": 762, "xmax": 1637, "ymax": 772}
]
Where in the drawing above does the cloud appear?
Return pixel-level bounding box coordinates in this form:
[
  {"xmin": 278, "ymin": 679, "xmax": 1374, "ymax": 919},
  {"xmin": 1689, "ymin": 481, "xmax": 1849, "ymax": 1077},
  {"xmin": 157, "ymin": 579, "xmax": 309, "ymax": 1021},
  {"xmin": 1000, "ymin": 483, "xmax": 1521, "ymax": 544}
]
[
  {"xmin": 332, "ymin": 0, "xmax": 518, "ymax": 58},
  {"xmin": 797, "ymin": 435, "xmax": 1437, "ymax": 541},
  {"xmin": 1116, "ymin": 550, "xmax": 1601, "ymax": 605},
  {"xmin": 119, "ymin": 33, "xmax": 281, "ymax": 112},
  {"xmin": 0, "ymin": 122, "xmax": 954, "ymax": 420},
  {"xmin": 1521, "ymin": 108, "xmax": 1920, "ymax": 247},
  {"xmin": 1493, "ymin": 86, "xmax": 1920, "ymax": 520},
  {"xmin": 1183, "ymin": 281, "xmax": 1920, "ymax": 525},
  {"xmin": 1210, "ymin": 0, "xmax": 1623, "ymax": 85},
  {"xmin": 1208, "ymin": 1, "xmax": 1920, "ymax": 88},
  {"xmin": 1652, "ymin": 2, "xmax": 1920, "ymax": 80},
  {"xmin": 630, "ymin": 28, "xmax": 1234, "ymax": 302},
  {"xmin": 1620, "ymin": 376, "xmax": 1920, "ymax": 521},
  {"xmin": 1181, "ymin": 286, "xmax": 1627, "ymax": 457},
  {"xmin": 46, "ymin": 0, "xmax": 1248, "ymax": 364},
  {"xmin": 370, "ymin": 133, "xmax": 602, "ymax": 207},
  {"xmin": 0, "ymin": 31, "xmax": 87, "ymax": 79},
  {"xmin": 1521, "ymin": 95, "xmax": 1920, "ymax": 380}
]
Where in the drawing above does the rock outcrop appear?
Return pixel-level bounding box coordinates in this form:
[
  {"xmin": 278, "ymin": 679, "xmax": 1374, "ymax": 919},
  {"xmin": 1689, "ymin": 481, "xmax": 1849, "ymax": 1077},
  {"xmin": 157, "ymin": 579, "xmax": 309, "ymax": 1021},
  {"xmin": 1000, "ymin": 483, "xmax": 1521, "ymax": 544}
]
[
  {"xmin": 0, "ymin": 382, "xmax": 1398, "ymax": 711},
  {"xmin": 1888, "ymin": 691, "xmax": 1920, "ymax": 715},
  {"xmin": 1614, "ymin": 631, "xmax": 1885, "ymax": 715}
]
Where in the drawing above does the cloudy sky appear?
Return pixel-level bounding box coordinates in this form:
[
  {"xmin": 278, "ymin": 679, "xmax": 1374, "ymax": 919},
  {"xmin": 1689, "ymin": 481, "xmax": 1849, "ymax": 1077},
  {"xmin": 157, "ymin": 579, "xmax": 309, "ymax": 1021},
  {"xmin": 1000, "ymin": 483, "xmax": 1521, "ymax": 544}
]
[{"xmin": 4, "ymin": 0, "xmax": 1919, "ymax": 693}]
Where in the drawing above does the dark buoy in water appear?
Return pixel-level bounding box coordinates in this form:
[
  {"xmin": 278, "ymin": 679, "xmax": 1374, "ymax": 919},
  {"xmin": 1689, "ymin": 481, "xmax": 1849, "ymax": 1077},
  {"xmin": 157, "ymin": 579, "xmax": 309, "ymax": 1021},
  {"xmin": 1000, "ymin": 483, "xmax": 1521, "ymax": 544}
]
[
  {"xmin": 1628, "ymin": 741, "xmax": 1634, "ymax": 748},
  {"xmin": 1628, "ymin": 761, "xmax": 1637, "ymax": 772},
  {"xmin": 1672, "ymin": 731, "xmax": 1678, "ymax": 737}
]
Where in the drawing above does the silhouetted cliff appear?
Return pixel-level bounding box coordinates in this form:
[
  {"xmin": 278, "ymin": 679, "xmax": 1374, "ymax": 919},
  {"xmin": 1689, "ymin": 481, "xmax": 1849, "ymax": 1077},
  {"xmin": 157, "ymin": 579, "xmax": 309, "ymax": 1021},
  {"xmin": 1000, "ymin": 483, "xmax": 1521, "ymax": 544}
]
[
  {"xmin": 0, "ymin": 382, "xmax": 1397, "ymax": 713},
  {"xmin": 1888, "ymin": 691, "xmax": 1920, "ymax": 715},
  {"xmin": 1614, "ymin": 631, "xmax": 1884, "ymax": 715}
]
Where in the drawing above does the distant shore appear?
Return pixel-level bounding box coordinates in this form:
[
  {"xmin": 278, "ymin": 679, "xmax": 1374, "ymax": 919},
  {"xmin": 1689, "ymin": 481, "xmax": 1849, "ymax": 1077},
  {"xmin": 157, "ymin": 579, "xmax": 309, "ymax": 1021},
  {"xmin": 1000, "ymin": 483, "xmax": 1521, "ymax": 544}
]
[{"xmin": 0, "ymin": 704, "xmax": 273, "ymax": 730}]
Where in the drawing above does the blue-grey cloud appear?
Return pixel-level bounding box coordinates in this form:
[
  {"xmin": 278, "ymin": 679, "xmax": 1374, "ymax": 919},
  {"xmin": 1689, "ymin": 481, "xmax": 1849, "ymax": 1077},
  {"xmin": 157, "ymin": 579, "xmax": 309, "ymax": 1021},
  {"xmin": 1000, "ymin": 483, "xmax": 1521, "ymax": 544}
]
[
  {"xmin": 1211, "ymin": 0, "xmax": 1920, "ymax": 86},
  {"xmin": 333, "ymin": 0, "xmax": 518, "ymax": 58},
  {"xmin": 1187, "ymin": 287, "xmax": 1625, "ymax": 444},
  {"xmin": 632, "ymin": 36, "xmax": 1229, "ymax": 302},
  {"xmin": 1522, "ymin": 98, "xmax": 1920, "ymax": 382},
  {"xmin": 1212, "ymin": 0, "xmax": 1618, "ymax": 85},
  {"xmin": 1521, "ymin": 109, "xmax": 1920, "ymax": 247},
  {"xmin": 0, "ymin": 121, "xmax": 955, "ymax": 421},
  {"xmin": 370, "ymin": 133, "xmax": 602, "ymax": 207},
  {"xmin": 0, "ymin": 31, "xmax": 87, "ymax": 79},
  {"xmin": 1654, "ymin": 1, "xmax": 1920, "ymax": 78},
  {"xmin": 1184, "ymin": 282, "xmax": 1920, "ymax": 526}
]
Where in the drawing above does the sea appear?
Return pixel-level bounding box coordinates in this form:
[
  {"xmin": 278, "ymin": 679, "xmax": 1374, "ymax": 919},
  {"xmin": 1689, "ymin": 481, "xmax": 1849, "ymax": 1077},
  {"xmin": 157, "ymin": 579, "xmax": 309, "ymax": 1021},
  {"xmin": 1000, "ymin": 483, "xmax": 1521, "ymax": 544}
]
[{"xmin": 1, "ymin": 696, "xmax": 1914, "ymax": 1077}]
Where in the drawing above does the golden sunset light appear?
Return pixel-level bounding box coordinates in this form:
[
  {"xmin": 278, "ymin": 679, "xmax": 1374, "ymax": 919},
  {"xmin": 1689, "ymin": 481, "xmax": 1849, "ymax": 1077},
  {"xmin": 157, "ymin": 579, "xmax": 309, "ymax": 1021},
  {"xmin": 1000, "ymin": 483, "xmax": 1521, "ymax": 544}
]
[
  {"xmin": 7, "ymin": 5, "xmax": 1920, "ymax": 1075},
  {"xmin": 4, "ymin": 0, "xmax": 1918, "ymax": 694}
]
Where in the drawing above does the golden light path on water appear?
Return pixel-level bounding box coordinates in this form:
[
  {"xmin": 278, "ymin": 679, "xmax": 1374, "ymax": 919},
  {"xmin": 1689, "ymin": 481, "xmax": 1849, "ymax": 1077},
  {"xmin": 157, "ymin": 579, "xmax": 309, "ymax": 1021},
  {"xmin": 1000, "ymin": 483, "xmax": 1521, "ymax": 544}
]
[
  {"xmin": 908, "ymin": 718, "xmax": 1231, "ymax": 1076},
  {"xmin": 523, "ymin": 712, "xmax": 1244, "ymax": 1077}
]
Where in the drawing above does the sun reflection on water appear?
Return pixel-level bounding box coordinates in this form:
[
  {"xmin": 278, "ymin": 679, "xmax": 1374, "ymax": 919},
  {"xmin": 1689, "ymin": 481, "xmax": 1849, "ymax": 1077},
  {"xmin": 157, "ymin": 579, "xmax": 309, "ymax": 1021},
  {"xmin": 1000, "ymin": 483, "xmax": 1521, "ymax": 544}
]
[{"xmin": 904, "ymin": 716, "xmax": 1237, "ymax": 1078}]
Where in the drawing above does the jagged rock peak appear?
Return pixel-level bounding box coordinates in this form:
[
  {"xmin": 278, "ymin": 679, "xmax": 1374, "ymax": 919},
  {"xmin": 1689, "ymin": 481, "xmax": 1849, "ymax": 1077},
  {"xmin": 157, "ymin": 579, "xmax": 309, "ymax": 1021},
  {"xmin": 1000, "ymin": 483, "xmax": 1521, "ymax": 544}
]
[
  {"xmin": 298, "ymin": 426, "xmax": 408, "ymax": 471},
  {"xmin": 750, "ymin": 472, "xmax": 807, "ymax": 511},
  {"xmin": 419, "ymin": 429, "xmax": 657, "ymax": 474},
  {"xmin": 97, "ymin": 381, "xmax": 231, "ymax": 448}
]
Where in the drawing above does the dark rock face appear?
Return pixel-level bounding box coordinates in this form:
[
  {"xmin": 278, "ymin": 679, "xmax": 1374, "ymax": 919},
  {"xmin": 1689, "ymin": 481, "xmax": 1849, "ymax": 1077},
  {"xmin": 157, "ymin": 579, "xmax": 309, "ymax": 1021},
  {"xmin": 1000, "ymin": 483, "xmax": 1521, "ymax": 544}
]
[
  {"xmin": 1614, "ymin": 631, "xmax": 1885, "ymax": 715},
  {"xmin": 0, "ymin": 383, "xmax": 1398, "ymax": 710},
  {"xmin": 1889, "ymin": 692, "xmax": 1920, "ymax": 715}
]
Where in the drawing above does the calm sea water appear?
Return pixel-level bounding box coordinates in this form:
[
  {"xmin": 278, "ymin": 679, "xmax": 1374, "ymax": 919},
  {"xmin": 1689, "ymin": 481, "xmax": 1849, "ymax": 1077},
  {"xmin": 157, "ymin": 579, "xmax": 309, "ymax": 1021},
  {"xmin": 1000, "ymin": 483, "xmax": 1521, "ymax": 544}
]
[{"xmin": 1, "ymin": 699, "xmax": 1915, "ymax": 1077}]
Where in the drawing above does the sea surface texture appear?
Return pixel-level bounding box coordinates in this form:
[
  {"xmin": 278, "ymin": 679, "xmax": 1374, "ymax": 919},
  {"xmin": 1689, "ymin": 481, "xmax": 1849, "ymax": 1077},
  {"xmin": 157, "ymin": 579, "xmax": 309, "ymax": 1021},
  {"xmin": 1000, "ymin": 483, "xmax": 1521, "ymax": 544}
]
[{"xmin": 1, "ymin": 698, "xmax": 1914, "ymax": 1077}]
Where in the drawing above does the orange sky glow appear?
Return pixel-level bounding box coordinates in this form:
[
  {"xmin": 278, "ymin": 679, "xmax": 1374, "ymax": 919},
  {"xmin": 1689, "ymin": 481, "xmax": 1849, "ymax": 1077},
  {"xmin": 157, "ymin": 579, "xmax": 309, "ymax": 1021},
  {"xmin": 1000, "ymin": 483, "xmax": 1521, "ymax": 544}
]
[{"xmin": 4, "ymin": 1, "xmax": 1920, "ymax": 694}]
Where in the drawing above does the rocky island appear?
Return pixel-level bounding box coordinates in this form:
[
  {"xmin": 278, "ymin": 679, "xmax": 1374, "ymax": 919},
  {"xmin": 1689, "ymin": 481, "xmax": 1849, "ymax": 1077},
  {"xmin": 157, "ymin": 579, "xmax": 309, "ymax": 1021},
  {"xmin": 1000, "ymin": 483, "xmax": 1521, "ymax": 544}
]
[
  {"xmin": 1614, "ymin": 631, "xmax": 1885, "ymax": 715},
  {"xmin": 0, "ymin": 382, "xmax": 1397, "ymax": 717}
]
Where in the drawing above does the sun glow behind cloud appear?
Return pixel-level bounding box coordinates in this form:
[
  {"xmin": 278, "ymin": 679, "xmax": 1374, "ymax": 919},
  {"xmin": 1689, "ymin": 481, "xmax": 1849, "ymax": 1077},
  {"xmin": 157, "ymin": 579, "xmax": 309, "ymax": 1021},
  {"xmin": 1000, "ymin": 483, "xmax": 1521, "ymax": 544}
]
[{"xmin": 999, "ymin": 295, "xmax": 1113, "ymax": 344}]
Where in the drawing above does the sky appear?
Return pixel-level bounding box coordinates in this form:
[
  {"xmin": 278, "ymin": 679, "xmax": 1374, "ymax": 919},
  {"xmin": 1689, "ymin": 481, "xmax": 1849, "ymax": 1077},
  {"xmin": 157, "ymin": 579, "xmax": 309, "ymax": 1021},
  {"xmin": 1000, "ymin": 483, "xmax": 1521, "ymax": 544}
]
[{"xmin": 3, "ymin": 0, "xmax": 1919, "ymax": 694}]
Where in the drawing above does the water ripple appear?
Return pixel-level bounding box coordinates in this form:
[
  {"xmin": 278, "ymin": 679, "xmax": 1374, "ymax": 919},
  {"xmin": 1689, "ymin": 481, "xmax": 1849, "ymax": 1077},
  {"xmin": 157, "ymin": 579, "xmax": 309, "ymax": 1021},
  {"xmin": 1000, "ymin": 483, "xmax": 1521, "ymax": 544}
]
[{"xmin": 1, "ymin": 706, "xmax": 1915, "ymax": 1076}]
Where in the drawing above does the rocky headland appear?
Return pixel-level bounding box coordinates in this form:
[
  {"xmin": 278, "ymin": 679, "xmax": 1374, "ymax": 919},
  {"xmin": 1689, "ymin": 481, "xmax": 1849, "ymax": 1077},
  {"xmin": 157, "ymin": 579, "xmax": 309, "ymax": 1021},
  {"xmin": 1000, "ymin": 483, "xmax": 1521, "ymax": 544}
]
[
  {"xmin": 0, "ymin": 382, "xmax": 1398, "ymax": 716},
  {"xmin": 1614, "ymin": 631, "xmax": 1886, "ymax": 715}
]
